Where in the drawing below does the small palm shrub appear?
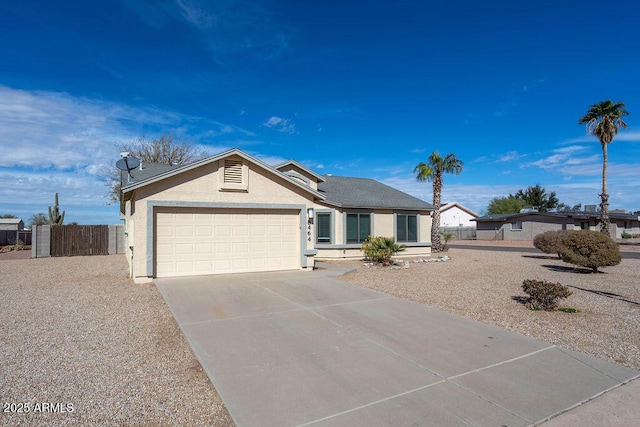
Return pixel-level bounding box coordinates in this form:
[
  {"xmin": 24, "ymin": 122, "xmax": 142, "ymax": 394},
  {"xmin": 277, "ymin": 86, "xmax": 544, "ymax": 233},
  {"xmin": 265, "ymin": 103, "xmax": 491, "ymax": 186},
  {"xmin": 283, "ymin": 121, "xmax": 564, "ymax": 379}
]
[
  {"xmin": 522, "ymin": 279, "xmax": 572, "ymax": 310},
  {"xmin": 621, "ymin": 231, "xmax": 632, "ymax": 239},
  {"xmin": 361, "ymin": 236, "xmax": 405, "ymax": 266},
  {"xmin": 533, "ymin": 230, "xmax": 566, "ymax": 258},
  {"xmin": 441, "ymin": 232, "xmax": 455, "ymax": 251},
  {"xmin": 559, "ymin": 230, "xmax": 621, "ymax": 273}
]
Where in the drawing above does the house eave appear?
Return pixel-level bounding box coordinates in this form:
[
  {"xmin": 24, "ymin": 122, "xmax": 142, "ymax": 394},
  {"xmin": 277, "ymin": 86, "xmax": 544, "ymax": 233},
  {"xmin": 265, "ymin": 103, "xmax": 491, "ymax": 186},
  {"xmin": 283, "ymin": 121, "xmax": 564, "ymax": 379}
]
[{"xmin": 122, "ymin": 148, "xmax": 326, "ymax": 201}]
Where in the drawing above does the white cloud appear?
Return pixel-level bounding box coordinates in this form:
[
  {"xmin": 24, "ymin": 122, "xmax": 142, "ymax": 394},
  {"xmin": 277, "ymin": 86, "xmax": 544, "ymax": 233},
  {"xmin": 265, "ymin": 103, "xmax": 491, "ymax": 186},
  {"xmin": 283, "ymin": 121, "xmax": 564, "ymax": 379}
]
[
  {"xmin": 0, "ymin": 84, "xmax": 258, "ymax": 223},
  {"xmin": 262, "ymin": 116, "xmax": 296, "ymax": 134},
  {"xmin": 612, "ymin": 130, "xmax": 640, "ymax": 142},
  {"xmin": 496, "ymin": 150, "xmax": 525, "ymax": 162}
]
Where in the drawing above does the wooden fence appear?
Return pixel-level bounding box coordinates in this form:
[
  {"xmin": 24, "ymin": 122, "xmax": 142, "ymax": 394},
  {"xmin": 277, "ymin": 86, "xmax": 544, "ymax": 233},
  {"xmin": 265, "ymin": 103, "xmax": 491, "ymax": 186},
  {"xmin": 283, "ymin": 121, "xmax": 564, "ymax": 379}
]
[{"xmin": 50, "ymin": 225, "xmax": 109, "ymax": 256}]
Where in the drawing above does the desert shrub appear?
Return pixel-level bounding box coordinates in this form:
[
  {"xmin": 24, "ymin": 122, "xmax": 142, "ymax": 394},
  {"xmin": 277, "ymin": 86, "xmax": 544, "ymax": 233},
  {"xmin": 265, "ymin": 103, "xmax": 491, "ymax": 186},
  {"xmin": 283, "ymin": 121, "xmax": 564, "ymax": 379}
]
[
  {"xmin": 522, "ymin": 279, "xmax": 572, "ymax": 310},
  {"xmin": 533, "ymin": 230, "xmax": 566, "ymax": 258},
  {"xmin": 361, "ymin": 236, "xmax": 405, "ymax": 266},
  {"xmin": 621, "ymin": 231, "xmax": 632, "ymax": 239},
  {"xmin": 559, "ymin": 230, "xmax": 621, "ymax": 273},
  {"xmin": 441, "ymin": 232, "xmax": 455, "ymax": 251}
]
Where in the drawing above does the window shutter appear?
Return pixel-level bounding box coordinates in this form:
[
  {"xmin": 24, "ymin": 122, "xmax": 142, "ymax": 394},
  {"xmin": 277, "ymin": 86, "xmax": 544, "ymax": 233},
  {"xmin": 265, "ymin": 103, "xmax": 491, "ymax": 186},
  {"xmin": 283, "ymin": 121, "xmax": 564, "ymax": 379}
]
[{"xmin": 224, "ymin": 159, "xmax": 243, "ymax": 184}]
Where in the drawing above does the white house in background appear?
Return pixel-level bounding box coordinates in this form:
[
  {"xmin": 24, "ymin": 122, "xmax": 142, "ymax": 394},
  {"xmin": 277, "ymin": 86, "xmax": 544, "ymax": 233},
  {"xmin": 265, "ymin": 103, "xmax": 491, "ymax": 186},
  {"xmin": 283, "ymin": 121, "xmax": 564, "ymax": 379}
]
[{"xmin": 439, "ymin": 202, "xmax": 479, "ymax": 227}]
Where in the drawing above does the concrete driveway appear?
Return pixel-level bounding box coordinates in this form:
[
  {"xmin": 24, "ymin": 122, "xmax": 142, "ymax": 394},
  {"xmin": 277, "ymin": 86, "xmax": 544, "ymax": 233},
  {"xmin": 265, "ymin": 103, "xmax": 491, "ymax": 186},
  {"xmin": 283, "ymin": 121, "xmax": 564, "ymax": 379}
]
[{"xmin": 155, "ymin": 264, "xmax": 639, "ymax": 427}]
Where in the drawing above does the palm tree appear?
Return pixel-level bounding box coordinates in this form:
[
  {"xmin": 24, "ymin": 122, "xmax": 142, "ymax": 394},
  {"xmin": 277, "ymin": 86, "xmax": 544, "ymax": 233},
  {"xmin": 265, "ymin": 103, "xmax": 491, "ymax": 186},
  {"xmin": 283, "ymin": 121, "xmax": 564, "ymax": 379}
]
[
  {"xmin": 415, "ymin": 152, "xmax": 463, "ymax": 252},
  {"xmin": 579, "ymin": 100, "xmax": 629, "ymax": 236}
]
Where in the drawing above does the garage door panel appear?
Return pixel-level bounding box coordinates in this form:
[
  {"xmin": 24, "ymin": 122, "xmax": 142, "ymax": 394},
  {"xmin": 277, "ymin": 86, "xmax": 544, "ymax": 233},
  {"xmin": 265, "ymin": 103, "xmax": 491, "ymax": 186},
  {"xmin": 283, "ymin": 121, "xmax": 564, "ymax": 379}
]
[
  {"xmin": 233, "ymin": 225, "xmax": 249, "ymax": 236},
  {"xmin": 176, "ymin": 261, "xmax": 195, "ymax": 273},
  {"xmin": 195, "ymin": 243, "xmax": 212, "ymax": 254},
  {"xmin": 175, "ymin": 226, "xmax": 194, "ymax": 237},
  {"xmin": 232, "ymin": 242, "xmax": 249, "ymax": 253},
  {"xmin": 156, "ymin": 209, "xmax": 300, "ymax": 277},
  {"xmin": 195, "ymin": 225, "xmax": 212, "ymax": 236},
  {"xmin": 215, "ymin": 226, "xmax": 231, "ymax": 236},
  {"xmin": 175, "ymin": 243, "xmax": 193, "ymax": 254}
]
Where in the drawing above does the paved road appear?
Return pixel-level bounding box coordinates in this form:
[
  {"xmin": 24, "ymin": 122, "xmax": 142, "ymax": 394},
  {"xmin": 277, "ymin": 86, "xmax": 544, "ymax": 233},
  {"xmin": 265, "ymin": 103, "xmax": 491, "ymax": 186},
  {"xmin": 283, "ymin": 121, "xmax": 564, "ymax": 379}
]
[
  {"xmin": 449, "ymin": 243, "xmax": 640, "ymax": 259},
  {"xmin": 156, "ymin": 265, "xmax": 639, "ymax": 427}
]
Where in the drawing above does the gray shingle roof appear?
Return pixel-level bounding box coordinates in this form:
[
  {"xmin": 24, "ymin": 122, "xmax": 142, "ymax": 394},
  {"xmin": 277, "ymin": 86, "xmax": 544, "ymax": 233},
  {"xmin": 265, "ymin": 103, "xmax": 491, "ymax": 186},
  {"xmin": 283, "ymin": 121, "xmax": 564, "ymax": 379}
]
[
  {"xmin": 120, "ymin": 162, "xmax": 180, "ymax": 186},
  {"xmin": 318, "ymin": 176, "xmax": 434, "ymax": 210}
]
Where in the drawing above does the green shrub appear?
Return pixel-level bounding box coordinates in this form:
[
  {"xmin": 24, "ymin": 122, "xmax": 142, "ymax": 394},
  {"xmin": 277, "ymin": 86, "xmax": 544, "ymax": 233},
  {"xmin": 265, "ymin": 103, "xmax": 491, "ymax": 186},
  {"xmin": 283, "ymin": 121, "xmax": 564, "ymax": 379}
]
[
  {"xmin": 361, "ymin": 236, "xmax": 405, "ymax": 266},
  {"xmin": 533, "ymin": 230, "xmax": 566, "ymax": 258},
  {"xmin": 522, "ymin": 279, "xmax": 572, "ymax": 310},
  {"xmin": 441, "ymin": 232, "xmax": 456, "ymax": 251},
  {"xmin": 621, "ymin": 231, "xmax": 632, "ymax": 239},
  {"xmin": 559, "ymin": 230, "xmax": 621, "ymax": 273}
]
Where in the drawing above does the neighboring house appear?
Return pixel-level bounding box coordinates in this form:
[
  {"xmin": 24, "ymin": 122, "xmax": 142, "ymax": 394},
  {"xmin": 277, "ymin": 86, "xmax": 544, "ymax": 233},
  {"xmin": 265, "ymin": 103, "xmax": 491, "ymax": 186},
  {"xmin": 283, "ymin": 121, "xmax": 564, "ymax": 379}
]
[
  {"xmin": 474, "ymin": 211, "xmax": 640, "ymax": 241},
  {"xmin": 121, "ymin": 148, "xmax": 434, "ymax": 282},
  {"xmin": 0, "ymin": 218, "xmax": 24, "ymax": 245},
  {"xmin": 439, "ymin": 202, "xmax": 479, "ymax": 227}
]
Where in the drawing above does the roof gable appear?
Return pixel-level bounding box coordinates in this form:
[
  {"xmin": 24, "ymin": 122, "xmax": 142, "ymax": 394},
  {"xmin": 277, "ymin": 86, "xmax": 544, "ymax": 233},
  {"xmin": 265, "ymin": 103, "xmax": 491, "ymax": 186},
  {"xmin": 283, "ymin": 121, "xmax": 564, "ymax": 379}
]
[
  {"xmin": 440, "ymin": 202, "xmax": 479, "ymax": 217},
  {"xmin": 318, "ymin": 175, "xmax": 434, "ymax": 210},
  {"xmin": 0, "ymin": 218, "xmax": 22, "ymax": 225},
  {"xmin": 121, "ymin": 148, "xmax": 325, "ymax": 200},
  {"xmin": 274, "ymin": 160, "xmax": 325, "ymax": 183}
]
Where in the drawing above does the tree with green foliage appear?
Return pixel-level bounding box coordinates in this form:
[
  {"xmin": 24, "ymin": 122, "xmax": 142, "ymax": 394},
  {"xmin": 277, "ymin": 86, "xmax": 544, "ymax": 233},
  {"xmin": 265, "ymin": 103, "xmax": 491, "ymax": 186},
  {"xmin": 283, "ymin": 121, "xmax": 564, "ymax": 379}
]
[
  {"xmin": 1, "ymin": 214, "xmax": 17, "ymax": 218},
  {"xmin": 486, "ymin": 184, "xmax": 561, "ymax": 214},
  {"xmin": 29, "ymin": 213, "xmax": 48, "ymax": 227},
  {"xmin": 579, "ymin": 100, "xmax": 629, "ymax": 236},
  {"xmin": 48, "ymin": 193, "xmax": 65, "ymax": 225},
  {"xmin": 415, "ymin": 152, "xmax": 463, "ymax": 252},
  {"xmin": 514, "ymin": 184, "xmax": 559, "ymax": 212},
  {"xmin": 486, "ymin": 195, "xmax": 527, "ymax": 215},
  {"xmin": 106, "ymin": 134, "xmax": 209, "ymax": 203}
]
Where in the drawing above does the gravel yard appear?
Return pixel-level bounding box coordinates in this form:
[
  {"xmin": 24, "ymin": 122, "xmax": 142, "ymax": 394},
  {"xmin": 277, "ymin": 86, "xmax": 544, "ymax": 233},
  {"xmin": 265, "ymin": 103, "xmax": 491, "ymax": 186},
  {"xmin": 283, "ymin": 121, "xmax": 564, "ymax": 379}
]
[
  {"xmin": 338, "ymin": 247, "xmax": 640, "ymax": 370},
  {"xmin": 0, "ymin": 255, "xmax": 233, "ymax": 427}
]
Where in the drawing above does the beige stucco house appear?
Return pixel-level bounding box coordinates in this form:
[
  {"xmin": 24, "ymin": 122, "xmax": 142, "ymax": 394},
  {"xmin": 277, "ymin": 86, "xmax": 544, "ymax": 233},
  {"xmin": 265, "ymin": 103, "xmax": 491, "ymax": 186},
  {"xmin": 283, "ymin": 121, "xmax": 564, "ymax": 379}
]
[{"xmin": 121, "ymin": 148, "xmax": 434, "ymax": 282}]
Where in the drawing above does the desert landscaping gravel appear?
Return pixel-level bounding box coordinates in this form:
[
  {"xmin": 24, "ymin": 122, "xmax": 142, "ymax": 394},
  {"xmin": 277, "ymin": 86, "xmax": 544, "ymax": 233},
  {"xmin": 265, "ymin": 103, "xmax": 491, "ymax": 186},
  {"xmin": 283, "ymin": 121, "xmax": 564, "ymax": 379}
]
[
  {"xmin": 0, "ymin": 255, "xmax": 233, "ymax": 427},
  {"xmin": 339, "ymin": 247, "xmax": 640, "ymax": 370},
  {"xmin": 2, "ymin": 247, "xmax": 637, "ymax": 426}
]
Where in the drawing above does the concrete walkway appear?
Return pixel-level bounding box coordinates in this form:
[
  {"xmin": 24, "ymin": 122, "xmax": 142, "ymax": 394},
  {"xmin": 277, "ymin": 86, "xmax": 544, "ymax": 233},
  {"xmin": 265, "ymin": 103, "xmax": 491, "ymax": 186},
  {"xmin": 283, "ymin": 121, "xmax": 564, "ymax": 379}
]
[{"xmin": 155, "ymin": 265, "xmax": 639, "ymax": 427}]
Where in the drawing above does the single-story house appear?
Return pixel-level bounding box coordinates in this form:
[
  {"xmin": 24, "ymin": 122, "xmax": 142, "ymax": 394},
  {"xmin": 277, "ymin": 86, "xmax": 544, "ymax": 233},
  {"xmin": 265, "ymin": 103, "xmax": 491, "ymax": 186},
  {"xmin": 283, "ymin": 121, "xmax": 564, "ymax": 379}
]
[
  {"xmin": 0, "ymin": 218, "xmax": 24, "ymax": 245},
  {"xmin": 121, "ymin": 148, "xmax": 434, "ymax": 282},
  {"xmin": 474, "ymin": 211, "xmax": 640, "ymax": 241},
  {"xmin": 439, "ymin": 202, "xmax": 479, "ymax": 228}
]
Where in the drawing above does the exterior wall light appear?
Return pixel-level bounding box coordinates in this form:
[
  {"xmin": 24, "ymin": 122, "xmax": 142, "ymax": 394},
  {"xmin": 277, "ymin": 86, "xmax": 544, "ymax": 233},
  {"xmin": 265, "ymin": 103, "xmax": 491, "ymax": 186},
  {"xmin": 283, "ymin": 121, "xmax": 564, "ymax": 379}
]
[{"xmin": 307, "ymin": 208, "xmax": 315, "ymax": 224}]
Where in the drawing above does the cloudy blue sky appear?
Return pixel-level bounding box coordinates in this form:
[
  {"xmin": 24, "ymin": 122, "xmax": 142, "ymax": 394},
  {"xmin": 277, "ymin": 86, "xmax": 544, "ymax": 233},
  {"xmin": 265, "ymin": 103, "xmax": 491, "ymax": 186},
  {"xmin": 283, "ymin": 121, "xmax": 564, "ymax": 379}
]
[{"xmin": 1, "ymin": 0, "xmax": 639, "ymax": 224}]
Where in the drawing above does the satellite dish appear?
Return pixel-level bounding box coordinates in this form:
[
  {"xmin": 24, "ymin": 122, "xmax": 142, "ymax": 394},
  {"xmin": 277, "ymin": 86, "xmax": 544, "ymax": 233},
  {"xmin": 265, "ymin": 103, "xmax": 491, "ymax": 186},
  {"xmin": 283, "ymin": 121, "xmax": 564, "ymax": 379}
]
[
  {"xmin": 116, "ymin": 156, "xmax": 140, "ymax": 172},
  {"xmin": 115, "ymin": 155, "xmax": 141, "ymax": 184}
]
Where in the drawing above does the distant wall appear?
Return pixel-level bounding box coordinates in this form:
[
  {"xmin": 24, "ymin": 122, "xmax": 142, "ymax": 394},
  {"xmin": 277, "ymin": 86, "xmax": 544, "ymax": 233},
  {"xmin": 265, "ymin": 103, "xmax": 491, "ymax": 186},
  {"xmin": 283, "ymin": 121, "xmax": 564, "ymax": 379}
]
[{"xmin": 32, "ymin": 225, "xmax": 125, "ymax": 258}]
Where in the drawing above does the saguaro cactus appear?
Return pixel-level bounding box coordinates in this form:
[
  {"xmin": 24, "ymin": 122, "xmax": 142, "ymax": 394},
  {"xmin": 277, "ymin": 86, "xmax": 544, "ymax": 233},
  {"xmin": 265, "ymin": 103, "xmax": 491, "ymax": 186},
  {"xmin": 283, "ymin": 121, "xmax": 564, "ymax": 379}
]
[{"xmin": 48, "ymin": 193, "xmax": 65, "ymax": 225}]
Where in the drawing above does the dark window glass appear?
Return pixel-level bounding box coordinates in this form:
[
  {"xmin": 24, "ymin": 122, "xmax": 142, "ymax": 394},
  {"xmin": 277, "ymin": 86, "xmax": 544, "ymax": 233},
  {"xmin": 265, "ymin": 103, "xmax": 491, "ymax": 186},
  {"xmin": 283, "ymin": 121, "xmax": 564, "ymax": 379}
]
[
  {"xmin": 316, "ymin": 213, "xmax": 331, "ymax": 243},
  {"xmin": 397, "ymin": 214, "xmax": 417, "ymax": 242},
  {"xmin": 347, "ymin": 213, "xmax": 370, "ymax": 243}
]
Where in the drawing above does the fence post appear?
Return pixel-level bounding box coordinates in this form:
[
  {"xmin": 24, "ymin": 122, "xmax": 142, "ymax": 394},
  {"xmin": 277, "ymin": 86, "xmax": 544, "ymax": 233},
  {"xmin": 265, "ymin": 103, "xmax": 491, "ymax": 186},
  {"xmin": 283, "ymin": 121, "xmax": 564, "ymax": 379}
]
[{"xmin": 31, "ymin": 225, "xmax": 38, "ymax": 258}]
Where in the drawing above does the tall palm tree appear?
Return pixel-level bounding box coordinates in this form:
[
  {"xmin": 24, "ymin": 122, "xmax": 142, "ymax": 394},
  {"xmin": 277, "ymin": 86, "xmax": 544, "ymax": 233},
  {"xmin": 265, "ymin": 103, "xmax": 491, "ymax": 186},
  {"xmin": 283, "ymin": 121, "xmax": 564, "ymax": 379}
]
[
  {"xmin": 415, "ymin": 152, "xmax": 463, "ymax": 252},
  {"xmin": 579, "ymin": 100, "xmax": 629, "ymax": 236}
]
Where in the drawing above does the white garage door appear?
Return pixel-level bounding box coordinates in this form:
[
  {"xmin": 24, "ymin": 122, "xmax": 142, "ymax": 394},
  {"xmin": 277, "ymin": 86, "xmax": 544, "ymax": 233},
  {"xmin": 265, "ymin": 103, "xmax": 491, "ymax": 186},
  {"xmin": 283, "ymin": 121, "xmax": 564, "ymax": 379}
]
[{"xmin": 155, "ymin": 208, "xmax": 300, "ymax": 277}]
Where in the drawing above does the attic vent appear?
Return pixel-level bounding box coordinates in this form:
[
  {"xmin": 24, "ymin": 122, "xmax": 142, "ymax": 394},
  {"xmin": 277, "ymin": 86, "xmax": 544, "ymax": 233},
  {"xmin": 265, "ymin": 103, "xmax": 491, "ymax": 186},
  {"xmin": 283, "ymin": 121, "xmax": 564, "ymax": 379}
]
[{"xmin": 224, "ymin": 159, "xmax": 243, "ymax": 184}]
